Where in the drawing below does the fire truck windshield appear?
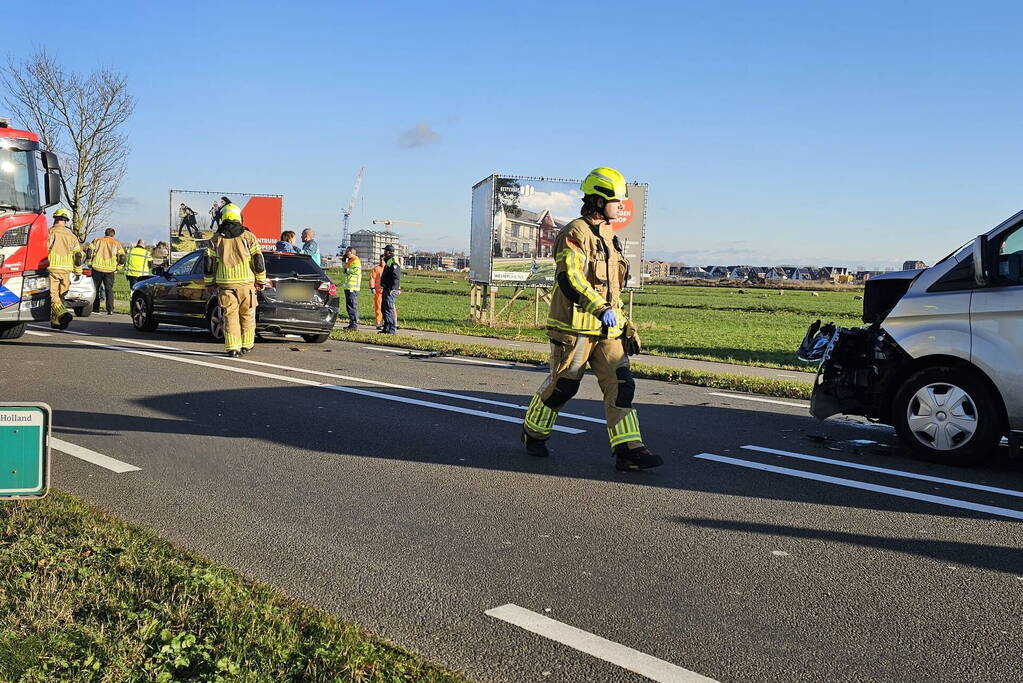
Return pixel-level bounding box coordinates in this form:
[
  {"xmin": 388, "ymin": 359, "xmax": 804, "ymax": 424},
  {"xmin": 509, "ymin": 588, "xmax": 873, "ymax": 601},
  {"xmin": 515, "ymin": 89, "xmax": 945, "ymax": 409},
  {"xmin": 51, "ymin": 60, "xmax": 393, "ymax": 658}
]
[{"xmin": 0, "ymin": 147, "xmax": 42, "ymax": 212}]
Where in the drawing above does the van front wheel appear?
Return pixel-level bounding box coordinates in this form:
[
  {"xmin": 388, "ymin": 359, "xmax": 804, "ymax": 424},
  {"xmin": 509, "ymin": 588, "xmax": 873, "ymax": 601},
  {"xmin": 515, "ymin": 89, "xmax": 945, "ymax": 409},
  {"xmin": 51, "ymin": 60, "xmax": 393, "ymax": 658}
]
[{"xmin": 892, "ymin": 366, "xmax": 1002, "ymax": 466}]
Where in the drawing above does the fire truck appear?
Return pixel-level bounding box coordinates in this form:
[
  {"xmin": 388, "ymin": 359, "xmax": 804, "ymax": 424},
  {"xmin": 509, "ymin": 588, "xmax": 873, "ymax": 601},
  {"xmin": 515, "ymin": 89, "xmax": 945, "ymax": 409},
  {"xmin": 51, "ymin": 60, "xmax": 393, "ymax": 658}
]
[{"xmin": 0, "ymin": 118, "xmax": 63, "ymax": 339}]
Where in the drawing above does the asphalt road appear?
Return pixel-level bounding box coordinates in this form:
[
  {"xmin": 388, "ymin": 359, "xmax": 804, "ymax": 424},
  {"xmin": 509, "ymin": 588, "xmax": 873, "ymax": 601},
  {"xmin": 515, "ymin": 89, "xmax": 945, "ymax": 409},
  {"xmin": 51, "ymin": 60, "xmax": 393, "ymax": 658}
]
[{"xmin": 5, "ymin": 315, "xmax": 1023, "ymax": 682}]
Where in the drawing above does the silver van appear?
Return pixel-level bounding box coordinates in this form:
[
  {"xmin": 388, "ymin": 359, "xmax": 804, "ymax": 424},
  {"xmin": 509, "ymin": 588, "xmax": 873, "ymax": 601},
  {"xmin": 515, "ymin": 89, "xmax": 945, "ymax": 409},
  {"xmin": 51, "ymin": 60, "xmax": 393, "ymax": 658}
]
[{"xmin": 800, "ymin": 209, "xmax": 1023, "ymax": 465}]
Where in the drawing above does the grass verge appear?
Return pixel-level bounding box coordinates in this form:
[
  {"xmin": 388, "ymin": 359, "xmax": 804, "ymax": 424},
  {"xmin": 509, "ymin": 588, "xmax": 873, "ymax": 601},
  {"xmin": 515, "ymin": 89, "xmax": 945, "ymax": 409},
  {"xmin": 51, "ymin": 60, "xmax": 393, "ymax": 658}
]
[
  {"xmin": 0, "ymin": 489, "xmax": 464, "ymax": 682},
  {"xmin": 331, "ymin": 329, "xmax": 812, "ymax": 401}
]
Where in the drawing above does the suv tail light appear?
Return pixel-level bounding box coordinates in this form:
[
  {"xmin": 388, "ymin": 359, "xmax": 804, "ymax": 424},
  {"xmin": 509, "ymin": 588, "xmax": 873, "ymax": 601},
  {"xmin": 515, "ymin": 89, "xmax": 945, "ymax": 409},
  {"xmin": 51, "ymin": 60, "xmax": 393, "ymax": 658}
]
[
  {"xmin": 318, "ymin": 281, "xmax": 336, "ymax": 296},
  {"xmin": 82, "ymin": 268, "xmax": 92, "ymax": 277}
]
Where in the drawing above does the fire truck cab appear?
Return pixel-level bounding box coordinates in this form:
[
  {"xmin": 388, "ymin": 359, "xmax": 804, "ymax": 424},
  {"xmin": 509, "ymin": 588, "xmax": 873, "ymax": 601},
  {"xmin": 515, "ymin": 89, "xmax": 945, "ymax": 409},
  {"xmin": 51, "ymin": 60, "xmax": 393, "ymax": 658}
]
[{"xmin": 0, "ymin": 118, "xmax": 63, "ymax": 339}]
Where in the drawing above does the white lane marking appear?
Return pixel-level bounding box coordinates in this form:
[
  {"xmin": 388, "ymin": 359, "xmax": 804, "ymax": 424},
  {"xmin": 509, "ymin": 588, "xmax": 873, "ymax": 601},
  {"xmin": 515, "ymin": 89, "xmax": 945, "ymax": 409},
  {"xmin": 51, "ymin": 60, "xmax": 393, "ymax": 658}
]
[
  {"xmin": 742, "ymin": 445, "xmax": 1023, "ymax": 499},
  {"xmin": 362, "ymin": 345, "xmax": 407, "ymax": 354},
  {"xmin": 707, "ymin": 392, "xmax": 808, "ymax": 409},
  {"xmin": 28, "ymin": 324, "xmax": 91, "ymax": 336},
  {"xmin": 25, "ymin": 330, "xmax": 51, "ymax": 336},
  {"xmin": 694, "ymin": 453, "xmax": 1023, "ymax": 520},
  {"xmin": 81, "ymin": 340, "xmax": 585, "ymax": 434},
  {"xmin": 115, "ymin": 338, "xmax": 606, "ymax": 425},
  {"xmin": 485, "ymin": 604, "xmax": 718, "ymax": 683},
  {"xmin": 51, "ymin": 437, "xmax": 141, "ymax": 473}
]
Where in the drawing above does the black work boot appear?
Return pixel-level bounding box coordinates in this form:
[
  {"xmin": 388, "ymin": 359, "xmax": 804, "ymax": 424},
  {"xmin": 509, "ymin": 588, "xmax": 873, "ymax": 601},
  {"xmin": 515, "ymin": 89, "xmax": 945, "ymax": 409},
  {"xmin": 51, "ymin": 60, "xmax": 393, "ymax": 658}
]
[
  {"xmin": 240, "ymin": 347, "xmax": 252, "ymax": 356},
  {"xmin": 521, "ymin": 430, "xmax": 550, "ymax": 457},
  {"xmin": 227, "ymin": 349, "xmax": 241, "ymax": 358},
  {"xmin": 57, "ymin": 312, "xmax": 73, "ymax": 330},
  {"xmin": 614, "ymin": 445, "xmax": 663, "ymax": 471}
]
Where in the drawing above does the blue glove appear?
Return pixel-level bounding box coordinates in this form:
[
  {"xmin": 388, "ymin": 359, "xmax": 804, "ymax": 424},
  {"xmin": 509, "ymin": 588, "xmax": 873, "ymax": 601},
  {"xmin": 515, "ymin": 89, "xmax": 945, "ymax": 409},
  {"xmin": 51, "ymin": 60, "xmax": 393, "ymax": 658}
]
[{"xmin": 600, "ymin": 309, "xmax": 617, "ymax": 328}]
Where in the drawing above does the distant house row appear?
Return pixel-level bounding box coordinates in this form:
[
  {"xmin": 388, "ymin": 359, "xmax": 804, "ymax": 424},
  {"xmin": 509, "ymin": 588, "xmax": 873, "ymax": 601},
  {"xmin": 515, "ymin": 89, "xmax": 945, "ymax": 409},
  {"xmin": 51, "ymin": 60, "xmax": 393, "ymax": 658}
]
[{"xmin": 642, "ymin": 261, "xmax": 929, "ymax": 283}]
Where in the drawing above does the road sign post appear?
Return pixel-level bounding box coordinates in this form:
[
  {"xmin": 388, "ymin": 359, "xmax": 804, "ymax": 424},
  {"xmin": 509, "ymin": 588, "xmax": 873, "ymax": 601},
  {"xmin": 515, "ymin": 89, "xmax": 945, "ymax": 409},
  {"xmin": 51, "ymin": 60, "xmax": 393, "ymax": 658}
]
[{"xmin": 0, "ymin": 403, "xmax": 51, "ymax": 500}]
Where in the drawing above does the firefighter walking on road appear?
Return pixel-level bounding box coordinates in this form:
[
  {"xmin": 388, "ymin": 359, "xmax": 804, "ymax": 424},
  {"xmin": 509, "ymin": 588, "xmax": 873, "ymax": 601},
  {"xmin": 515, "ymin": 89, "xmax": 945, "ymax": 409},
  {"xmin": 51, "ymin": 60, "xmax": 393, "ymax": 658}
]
[
  {"xmin": 46, "ymin": 208, "xmax": 82, "ymax": 329},
  {"xmin": 88, "ymin": 228, "xmax": 126, "ymax": 315},
  {"xmin": 125, "ymin": 240, "xmax": 151, "ymax": 289},
  {"xmin": 204, "ymin": 203, "xmax": 266, "ymax": 357},
  {"xmin": 521, "ymin": 167, "xmax": 661, "ymax": 471}
]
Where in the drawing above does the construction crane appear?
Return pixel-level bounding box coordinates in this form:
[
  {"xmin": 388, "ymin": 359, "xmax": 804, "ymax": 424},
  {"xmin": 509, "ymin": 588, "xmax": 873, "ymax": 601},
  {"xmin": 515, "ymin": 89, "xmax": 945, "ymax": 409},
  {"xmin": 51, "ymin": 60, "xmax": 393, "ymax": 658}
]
[{"xmin": 339, "ymin": 167, "xmax": 365, "ymax": 251}]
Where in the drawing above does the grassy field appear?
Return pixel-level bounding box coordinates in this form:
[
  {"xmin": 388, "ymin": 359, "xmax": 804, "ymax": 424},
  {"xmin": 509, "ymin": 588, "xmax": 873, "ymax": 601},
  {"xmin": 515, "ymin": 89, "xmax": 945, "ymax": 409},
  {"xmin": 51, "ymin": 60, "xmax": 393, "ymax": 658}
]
[
  {"xmin": 0, "ymin": 489, "xmax": 463, "ymax": 682},
  {"xmin": 111, "ymin": 267, "xmax": 861, "ymax": 370}
]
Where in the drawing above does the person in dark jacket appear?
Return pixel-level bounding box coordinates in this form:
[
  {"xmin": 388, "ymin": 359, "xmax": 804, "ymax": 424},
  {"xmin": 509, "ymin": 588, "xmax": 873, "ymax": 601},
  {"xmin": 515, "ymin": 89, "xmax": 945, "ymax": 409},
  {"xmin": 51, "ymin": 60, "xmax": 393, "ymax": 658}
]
[{"xmin": 379, "ymin": 244, "xmax": 401, "ymax": 334}]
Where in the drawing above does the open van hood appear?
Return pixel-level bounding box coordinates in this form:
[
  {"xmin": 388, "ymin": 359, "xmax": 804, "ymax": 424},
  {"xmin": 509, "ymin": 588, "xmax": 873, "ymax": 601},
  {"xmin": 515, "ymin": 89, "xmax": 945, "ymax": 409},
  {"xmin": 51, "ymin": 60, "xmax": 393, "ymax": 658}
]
[{"xmin": 862, "ymin": 268, "xmax": 924, "ymax": 324}]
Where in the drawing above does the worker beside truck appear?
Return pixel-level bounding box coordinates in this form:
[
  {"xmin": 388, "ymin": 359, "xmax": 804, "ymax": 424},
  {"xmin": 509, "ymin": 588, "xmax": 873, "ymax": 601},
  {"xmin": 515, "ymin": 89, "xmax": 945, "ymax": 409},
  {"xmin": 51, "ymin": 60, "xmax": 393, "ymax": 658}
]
[{"xmin": 45, "ymin": 208, "xmax": 82, "ymax": 330}]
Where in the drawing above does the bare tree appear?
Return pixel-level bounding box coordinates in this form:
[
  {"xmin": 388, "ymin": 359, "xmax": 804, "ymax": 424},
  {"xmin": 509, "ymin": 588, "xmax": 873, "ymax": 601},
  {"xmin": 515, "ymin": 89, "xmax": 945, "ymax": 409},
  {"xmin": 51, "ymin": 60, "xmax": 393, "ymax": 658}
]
[{"xmin": 2, "ymin": 50, "xmax": 134, "ymax": 240}]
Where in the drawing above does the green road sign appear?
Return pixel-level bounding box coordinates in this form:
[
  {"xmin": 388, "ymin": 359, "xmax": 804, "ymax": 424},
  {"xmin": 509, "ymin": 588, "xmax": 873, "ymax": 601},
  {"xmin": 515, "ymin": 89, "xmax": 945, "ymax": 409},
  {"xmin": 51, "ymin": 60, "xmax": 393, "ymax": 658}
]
[{"xmin": 0, "ymin": 403, "xmax": 51, "ymax": 500}]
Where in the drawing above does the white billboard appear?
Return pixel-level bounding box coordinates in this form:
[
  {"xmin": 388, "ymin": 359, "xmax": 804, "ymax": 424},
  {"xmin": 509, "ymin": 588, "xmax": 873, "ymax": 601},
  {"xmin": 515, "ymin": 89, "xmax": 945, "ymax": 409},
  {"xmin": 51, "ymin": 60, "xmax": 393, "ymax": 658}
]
[{"xmin": 469, "ymin": 175, "xmax": 646, "ymax": 288}]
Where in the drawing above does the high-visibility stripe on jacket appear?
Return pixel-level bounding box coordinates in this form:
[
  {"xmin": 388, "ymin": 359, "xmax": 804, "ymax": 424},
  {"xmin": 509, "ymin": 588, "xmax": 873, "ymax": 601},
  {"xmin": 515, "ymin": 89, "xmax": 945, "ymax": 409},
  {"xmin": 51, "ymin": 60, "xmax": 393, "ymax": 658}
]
[
  {"xmin": 89, "ymin": 236, "xmax": 125, "ymax": 273},
  {"xmin": 47, "ymin": 224, "xmax": 82, "ymax": 272},
  {"xmin": 205, "ymin": 230, "xmax": 266, "ymax": 285},
  {"xmin": 342, "ymin": 256, "xmax": 361, "ymax": 291},
  {"xmin": 125, "ymin": 247, "xmax": 151, "ymax": 277}
]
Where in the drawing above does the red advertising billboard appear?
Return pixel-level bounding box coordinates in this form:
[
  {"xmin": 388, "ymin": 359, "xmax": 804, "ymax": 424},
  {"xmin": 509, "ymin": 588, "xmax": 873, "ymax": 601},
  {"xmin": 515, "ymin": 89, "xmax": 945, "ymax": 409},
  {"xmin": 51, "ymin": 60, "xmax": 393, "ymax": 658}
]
[{"xmin": 170, "ymin": 190, "xmax": 283, "ymax": 257}]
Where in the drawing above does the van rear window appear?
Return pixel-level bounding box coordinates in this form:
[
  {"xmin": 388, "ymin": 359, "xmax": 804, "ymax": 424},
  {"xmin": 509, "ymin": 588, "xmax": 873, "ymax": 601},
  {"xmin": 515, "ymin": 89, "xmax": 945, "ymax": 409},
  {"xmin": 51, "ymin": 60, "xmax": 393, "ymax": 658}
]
[{"xmin": 265, "ymin": 254, "xmax": 324, "ymax": 277}]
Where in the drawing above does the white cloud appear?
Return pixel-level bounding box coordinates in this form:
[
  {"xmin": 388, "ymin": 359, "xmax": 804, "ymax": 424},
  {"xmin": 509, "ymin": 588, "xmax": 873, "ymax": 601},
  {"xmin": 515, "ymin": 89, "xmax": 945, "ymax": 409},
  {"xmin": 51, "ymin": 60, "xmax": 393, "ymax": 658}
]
[
  {"xmin": 397, "ymin": 122, "xmax": 441, "ymax": 148},
  {"xmin": 517, "ymin": 188, "xmax": 582, "ymax": 221}
]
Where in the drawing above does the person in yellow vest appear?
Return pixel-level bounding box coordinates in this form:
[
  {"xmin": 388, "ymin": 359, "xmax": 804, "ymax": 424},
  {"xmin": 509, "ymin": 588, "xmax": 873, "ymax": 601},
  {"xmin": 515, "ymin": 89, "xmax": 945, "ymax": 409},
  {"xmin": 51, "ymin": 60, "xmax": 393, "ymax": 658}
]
[
  {"xmin": 521, "ymin": 167, "xmax": 661, "ymax": 471},
  {"xmin": 46, "ymin": 208, "xmax": 82, "ymax": 329},
  {"xmin": 203, "ymin": 203, "xmax": 266, "ymax": 357},
  {"xmin": 369, "ymin": 255, "xmax": 386, "ymax": 329},
  {"xmin": 87, "ymin": 228, "xmax": 126, "ymax": 314},
  {"xmin": 341, "ymin": 246, "xmax": 361, "ymax": 330},
  {"xmin": 125, "ymin": 240, "xmax": 151, "ymax": 289}
]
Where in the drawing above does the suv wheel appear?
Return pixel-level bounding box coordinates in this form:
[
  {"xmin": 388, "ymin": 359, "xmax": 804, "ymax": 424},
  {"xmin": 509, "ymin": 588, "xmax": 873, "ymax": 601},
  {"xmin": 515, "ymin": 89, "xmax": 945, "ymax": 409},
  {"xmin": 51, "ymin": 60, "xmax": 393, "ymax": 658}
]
[
  {"xmin": 131, "ymin": 294, "xmax": 158, "ymax": 332},
  {"xmin": 302, "ymin": 333, "xmax": 329, "ymax": 343},
  {"xmin": 206, "ymin": 301, "xmax": 225, "ymax": 341},
  {"xmin": 74, "ymin": 305, "xmax": 92, "ymax": 318},
  {"xmin": 892, "ymin": 366, "xmax": 1002, "ymax": 466}
]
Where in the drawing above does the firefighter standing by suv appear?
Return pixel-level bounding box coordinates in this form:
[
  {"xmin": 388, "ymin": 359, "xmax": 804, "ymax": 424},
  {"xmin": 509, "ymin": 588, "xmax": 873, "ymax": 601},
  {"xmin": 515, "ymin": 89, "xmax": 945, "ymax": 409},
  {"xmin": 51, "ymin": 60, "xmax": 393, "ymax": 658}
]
[
  {"xmin": 521, "ymin": 167, "xmax": 661, "ymax": 471},
  {"xmin": 204, "ymin": 203, "xmax": 266, "ymax": 357},
  {"xmin": 46, "ymin": 208, "xmax": 82, "ymax": 329},
  {"xmin": 88, "ymin": 228, "xmax": 125, "ymax": 314}
]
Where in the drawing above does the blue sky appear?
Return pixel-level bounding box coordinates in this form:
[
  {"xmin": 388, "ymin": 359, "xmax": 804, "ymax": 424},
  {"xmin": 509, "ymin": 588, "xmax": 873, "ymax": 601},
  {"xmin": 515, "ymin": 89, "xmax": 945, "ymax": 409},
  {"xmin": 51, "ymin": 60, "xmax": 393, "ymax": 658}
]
[{"xmin": 11, "ymin": 0, "xmax": 1023, "ymax": 268}]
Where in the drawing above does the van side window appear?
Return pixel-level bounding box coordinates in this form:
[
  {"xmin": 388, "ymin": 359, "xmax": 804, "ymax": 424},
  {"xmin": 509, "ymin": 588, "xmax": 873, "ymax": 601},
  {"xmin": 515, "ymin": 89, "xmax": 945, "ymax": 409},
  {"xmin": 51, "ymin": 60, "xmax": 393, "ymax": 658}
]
[{"xmin": 997, "ymin": 228, "xmax": 1023, "ymax": 285}]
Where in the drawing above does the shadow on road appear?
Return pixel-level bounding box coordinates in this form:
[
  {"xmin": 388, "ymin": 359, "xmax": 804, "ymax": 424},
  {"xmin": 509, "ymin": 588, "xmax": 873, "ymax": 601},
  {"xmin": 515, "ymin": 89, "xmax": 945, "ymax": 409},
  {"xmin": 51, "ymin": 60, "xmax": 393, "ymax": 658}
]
[{"xmin": 674, "ymin": 517, "xmax": 1023, "ymax": 575}]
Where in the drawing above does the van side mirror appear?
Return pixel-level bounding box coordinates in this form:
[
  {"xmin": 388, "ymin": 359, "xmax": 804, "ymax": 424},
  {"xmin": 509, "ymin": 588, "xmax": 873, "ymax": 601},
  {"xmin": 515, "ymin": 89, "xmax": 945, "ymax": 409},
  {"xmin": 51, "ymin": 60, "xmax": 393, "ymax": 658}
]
[{"xmin": 973, "ymin": 235, "xmax": 991, "ymax": 287}]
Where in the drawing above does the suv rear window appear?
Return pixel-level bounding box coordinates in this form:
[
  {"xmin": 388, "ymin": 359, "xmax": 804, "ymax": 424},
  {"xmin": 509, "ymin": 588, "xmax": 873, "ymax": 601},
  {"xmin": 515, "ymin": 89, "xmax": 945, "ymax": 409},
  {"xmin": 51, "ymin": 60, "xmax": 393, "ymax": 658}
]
[{"xmin": 265, "ymin": 254, "xmax": 325, "ymax": 278}]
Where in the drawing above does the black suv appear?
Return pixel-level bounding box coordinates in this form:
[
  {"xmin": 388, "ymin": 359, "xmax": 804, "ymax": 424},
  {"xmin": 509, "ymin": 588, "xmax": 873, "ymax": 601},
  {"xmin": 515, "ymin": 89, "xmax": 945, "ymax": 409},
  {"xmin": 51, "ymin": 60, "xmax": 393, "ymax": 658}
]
[{"xmin": 130, "ymin": 250, "xmax": 339, "ymax": 343}]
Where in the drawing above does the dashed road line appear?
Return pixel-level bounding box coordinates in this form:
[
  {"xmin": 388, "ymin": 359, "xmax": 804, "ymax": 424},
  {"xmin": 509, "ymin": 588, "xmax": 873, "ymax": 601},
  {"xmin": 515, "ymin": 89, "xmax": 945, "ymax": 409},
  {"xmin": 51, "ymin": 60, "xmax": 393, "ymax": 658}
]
[
  {"xmin": 27, "ymin": 324, "xmax": 92, "ymax": 336},
  {"xmin": 51, "ymin": 438, "xmax": 141, "ymax": 473},
  {"xmin": 742, "ymin": 445, "xmax": 1023, "ymax": 499},
  {"xmin": 24, "ymin": 330, "xmax": 51, "ymax": 336},
  {"xmin": 707, "ymin": 392, "xmax": 808, "ymax": 409},
  {"xmin": 486, "ymin": 603, "xmax": 718, "ymax": 682},
  {"xmin": 694, "ymin": 453, "xmax": 1023, "ymax": 520},
  {"xmin": 114, "ymin": 338, "xmax": 605, "ymax": 425},
  {"xmin": 79, "ymin": 340, "xmax": 586, "ymax": 434},
  {"xmin": 362, "ymin": 345, "xmax": 407, "ymax": 354}
]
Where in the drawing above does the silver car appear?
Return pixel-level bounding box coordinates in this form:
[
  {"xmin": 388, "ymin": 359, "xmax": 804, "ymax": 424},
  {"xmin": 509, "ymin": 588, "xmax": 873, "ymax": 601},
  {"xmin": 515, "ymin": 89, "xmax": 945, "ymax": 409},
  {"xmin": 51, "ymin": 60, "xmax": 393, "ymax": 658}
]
[
  {"xmin": 801, "ymin": 209, "xmax": 1023, "ymax": 465},
  {"xmin": 64, "ymin": 271, "xmax": 96, "ymax": 317}
]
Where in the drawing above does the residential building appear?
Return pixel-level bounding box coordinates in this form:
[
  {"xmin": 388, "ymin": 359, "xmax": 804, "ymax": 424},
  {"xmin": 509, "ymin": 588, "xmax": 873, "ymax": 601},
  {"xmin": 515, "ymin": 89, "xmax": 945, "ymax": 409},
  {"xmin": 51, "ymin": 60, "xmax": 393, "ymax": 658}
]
[
  {"xmin": 903, "ymin": 260, "xmax": 928, "ymax": 270},
  {"xmin": 349, "ymin": 229, "xmax": 405, "ymax": 262}
]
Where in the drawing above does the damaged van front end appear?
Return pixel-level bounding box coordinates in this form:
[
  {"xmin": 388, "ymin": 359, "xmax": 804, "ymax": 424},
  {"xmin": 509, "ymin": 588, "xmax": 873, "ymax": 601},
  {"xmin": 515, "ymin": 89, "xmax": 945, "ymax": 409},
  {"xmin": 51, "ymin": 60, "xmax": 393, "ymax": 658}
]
[{"xmin": 799, "ymin": 269, "xmax": 921, "ymax": 423}]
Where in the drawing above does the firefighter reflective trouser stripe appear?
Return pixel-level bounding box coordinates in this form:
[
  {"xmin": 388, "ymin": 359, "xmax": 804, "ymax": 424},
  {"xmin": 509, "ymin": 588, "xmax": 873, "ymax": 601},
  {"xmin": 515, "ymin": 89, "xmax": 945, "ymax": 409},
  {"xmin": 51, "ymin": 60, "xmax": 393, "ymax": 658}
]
[
  {"xmin": 523, "ymin": 332, "xmax": 644, "ymax": 451},
  {"xmin": 49, "ymin": 271, "xmax": 71, "ymax": 323},
  {"xmin": 219, "ymin": 284, "xmax": 256, "ymax": 351}
]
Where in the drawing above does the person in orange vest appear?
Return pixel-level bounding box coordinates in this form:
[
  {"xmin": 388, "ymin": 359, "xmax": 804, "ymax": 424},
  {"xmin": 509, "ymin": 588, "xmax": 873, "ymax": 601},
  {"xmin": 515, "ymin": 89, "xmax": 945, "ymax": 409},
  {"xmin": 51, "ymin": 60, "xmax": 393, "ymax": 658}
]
[{"xmin": 369, "ymin": 255, "xmax": 385, "ymax": 329}]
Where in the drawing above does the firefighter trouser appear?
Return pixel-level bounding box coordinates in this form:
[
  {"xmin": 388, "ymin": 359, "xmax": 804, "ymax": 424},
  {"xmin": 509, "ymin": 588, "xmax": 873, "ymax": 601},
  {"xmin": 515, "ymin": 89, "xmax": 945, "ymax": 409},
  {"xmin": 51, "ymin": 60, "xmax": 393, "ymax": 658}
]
[
  {"xmin": 523, "ymin": 330, "xmax": 643, "ymax": 451},
  {"xmin": 218, "ymin": 283, "xmax": 256, "ymax": 351},
  {"xmin": 49, "ymin": 271, "xmax": 71, "ymax": 323}
]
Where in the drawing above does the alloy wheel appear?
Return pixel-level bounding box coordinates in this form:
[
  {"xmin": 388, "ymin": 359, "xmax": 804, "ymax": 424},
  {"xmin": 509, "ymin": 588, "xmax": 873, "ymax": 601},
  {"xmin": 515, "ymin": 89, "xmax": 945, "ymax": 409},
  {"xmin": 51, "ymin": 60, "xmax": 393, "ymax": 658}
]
[
  {"xmin": 132, "ymin": 297, "xmax": 147, "ymax": 329},
  {"xmin": 209, "ymin": 305, "xmax": 225, "ymax": 340},
  {"xmin": 906, "ymin": 382, "xmax": 978, "ymax": 451}
]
